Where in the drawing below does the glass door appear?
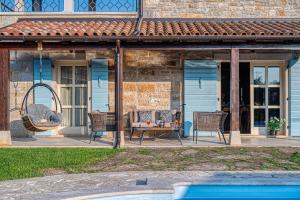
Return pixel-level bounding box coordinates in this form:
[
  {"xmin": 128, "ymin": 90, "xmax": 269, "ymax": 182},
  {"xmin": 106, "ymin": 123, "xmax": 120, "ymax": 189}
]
[
  {"xmin": 251, "ymin": 64, "xmax": 281, "ymax": 135},
  {"xmin": 59, "ymin": 64, "xmax": 88, "ymax": 135}
]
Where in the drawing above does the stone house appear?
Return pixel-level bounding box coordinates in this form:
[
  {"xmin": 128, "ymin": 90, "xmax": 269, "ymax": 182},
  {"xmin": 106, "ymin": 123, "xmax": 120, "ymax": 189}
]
[{"xmin": 1, "ymin": 0, "xmax": 300, "ymax": 146}]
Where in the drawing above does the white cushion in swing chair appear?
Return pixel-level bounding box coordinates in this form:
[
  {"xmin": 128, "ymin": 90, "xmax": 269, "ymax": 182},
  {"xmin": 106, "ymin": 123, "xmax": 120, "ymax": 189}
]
[{"xmin": 26, "ymin": 104, "xmax": 62, "ymax": 127}]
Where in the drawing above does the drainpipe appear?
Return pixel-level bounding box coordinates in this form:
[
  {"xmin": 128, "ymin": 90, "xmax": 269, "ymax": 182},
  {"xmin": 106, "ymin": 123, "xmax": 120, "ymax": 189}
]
[{"xmin": 133, "ymin": 0, "xmax": 143, "ymax": 35}]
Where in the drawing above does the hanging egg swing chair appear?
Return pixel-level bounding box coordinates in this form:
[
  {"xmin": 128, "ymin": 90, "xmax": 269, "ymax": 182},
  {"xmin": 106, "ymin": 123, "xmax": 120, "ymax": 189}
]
[{"xmin": 20, "ymin": 41, "xmax": 63, "ymax": 132}]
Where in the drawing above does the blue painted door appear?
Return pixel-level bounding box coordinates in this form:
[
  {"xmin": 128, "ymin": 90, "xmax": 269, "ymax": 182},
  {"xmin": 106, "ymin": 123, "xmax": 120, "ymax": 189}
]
[
  {"xmin": 33, "ymin": 59, "xmax": 54, "ymax": 136},
  {"xmin": 184, "ymin": 60, "xmax": 218, "ymax": 136},
  {"xmin": 289, "ymin": 59, "xmax": 300, "ymax": 136},
  {"xmin": 91, "ymin": 59, "xmax": 109, "ymax": 112}
]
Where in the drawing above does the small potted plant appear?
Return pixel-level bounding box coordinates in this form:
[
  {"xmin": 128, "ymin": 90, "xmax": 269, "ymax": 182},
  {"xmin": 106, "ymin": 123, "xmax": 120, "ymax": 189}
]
[
  {"xmin": 156, "ymin": 116, "xmax": 164, "ymax": 127},
  {"xmin": 268, "ymin": 117, "xmax": 285, "ymax": 136}
]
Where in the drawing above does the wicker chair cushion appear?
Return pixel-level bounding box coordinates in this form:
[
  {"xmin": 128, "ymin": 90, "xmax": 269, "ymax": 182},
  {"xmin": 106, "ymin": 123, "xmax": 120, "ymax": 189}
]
[
  {"xmin": 30, "ymin": 118, "xmax": 62, "ymax": 127},
  {"xmin": 137, "ymin": 111, "xmax": 154, "ymax": 122},
  {"xmin": 46, "ymin": 110, "xmax": 62, "ymax": 123},
  {"xmin": 27, "ymin": 104, "xmax": 62, "ymax": 125},
  {"xmin": 156, "ymin": 110, "xmax": 175, "ymax": 123}
]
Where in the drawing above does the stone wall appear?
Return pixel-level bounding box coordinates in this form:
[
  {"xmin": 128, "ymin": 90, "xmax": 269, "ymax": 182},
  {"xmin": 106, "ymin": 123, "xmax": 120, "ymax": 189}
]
[
  {"xmin": 143, "ymin": 0, "xmax": 300, "ymax": 18},
  {"xmin": 123, "ymin": 50, "xmax": 182, "ymax": 113},
  {"xmin": 10, "ymin": 51, "xmax": 34, "ymax": 137},
  {"xmin": 1, "ymin": 0, "xmax": 300, "ymax": 30}
]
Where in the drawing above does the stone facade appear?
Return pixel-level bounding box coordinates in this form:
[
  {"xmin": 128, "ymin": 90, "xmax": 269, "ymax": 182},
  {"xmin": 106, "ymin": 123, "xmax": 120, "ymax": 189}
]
[
  {"xmin": 1, "ymin": 0, "xmax": 300, "ymax": 29},
  {"xmin": 143, "ymin": 0, "xmax": 300, "ymax": 18},
  {"xmin": 123, "ymin": 50, "xmax": 182, "ymax": 113},
  {"xmin": 10, "ymin": 51, "xmax": 34, "ymax": 137}
]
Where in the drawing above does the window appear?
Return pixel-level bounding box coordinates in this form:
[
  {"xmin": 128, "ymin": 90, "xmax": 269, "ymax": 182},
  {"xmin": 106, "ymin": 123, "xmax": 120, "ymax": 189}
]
[
  {"xmin": 1, "ymin": 0, "xmax": 139, "ymax": 12},
  {"xmin": 74, "ymin": 0, "xmax": 138, "ymax": 12},
  {"xmin": 253, "ymin": 66, "xmax": 281, "ymax": 128},
  {"xmin": 0, "ymin": 0, "xmax": 64, "ymax": 12},
  {"xmin": 60, "ymin": 66, "xmax": 87, "ymax": 127}
]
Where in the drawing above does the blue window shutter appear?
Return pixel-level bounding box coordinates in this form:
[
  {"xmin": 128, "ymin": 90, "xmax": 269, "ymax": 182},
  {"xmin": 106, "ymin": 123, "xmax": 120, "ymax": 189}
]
[
  {"xmin": 91, "ymin": 59, "xmax": 109, "ymax": 112},
  {"xmin": 289, "ymin": 59, "xmax": 300, "ymax": 136},
  {"xmin": 33, "ymin": 59, "xmax": 54, "ymax": 136},
  {"xmin": 91, "ymin": 59, "xmax": 109, "ymax": 136},
  {"xmin": 184, "ymin": 60, "xmax": 218, "ymax": 137}
]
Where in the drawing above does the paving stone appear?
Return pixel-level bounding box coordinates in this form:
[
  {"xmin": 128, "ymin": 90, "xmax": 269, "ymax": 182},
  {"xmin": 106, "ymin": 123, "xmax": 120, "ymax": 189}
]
[{"xmin": 1, "ymin": 171, "xmax": 300, "ymax": 200}]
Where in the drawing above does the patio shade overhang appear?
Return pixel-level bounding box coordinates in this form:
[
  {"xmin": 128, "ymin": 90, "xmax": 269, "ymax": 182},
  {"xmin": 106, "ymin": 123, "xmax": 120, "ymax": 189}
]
[{"xmin": 1, "ymin": 18, "xmax": 300, "ymax": 44}]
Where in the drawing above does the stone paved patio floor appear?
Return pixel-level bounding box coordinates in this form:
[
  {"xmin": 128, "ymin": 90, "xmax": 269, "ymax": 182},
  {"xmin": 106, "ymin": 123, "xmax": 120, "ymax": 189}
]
[
  {"xmin": 0, "ymin": 171, "xmax": 300, "ymax": 200},
  {"xmin": 8, "ymin": 136, "xmax": 300, "ymax": 147}
]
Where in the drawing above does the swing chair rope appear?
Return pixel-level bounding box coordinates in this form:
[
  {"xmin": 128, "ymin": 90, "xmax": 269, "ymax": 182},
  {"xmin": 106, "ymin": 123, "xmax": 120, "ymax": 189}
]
[{"xmin": 39, "ymin": 50, "xmax": 43, "ymax": 83}]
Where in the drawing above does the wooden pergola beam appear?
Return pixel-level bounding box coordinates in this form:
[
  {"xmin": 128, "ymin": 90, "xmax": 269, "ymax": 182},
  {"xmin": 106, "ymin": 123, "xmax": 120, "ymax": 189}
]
[
  {"xmin": 113, "ymin": 40, "xmax": 124, "ymax": 148},
  {"xmin": 1, "ymin": 42, "xmax": 300, "ymax": 51},
  {"xmin": 229, "ymin": 48, "xmax": 241, "ymax": 146},
  {"xmin": 0, "ymin": 49, "xmax": 11, "ymax": 145},
  {"xmin": 0, "ymin": 42, "xmax": 115, "ymax": 50}
]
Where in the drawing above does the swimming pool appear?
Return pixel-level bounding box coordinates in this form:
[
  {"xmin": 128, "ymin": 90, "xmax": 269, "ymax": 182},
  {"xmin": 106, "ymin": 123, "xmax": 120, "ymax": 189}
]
[{"xmin": 90, "ymin": 185, "xmax": 300, "ymax": 200}]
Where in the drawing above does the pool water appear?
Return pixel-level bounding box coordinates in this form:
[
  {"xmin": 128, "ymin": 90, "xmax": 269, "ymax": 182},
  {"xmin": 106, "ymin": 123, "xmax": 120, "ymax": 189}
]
[
  {"xmin": 175, "ymin": 185, "xmax": 300, "ymax": 199},
  {"xmin": 94, "ymin": 185, "xmax": 300, "ymax": 200}
]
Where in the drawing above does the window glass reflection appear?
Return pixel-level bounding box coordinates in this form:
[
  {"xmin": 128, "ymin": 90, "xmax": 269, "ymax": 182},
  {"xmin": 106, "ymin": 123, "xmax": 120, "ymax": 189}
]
[
  {"xmin": 268, "ymin": 67, "xmax": 280, "ymax": 85},
  {"xmin": 60, "ymin": 87, "xmax": 72, "ymax": 106},
  {"xmin": 269, "ymin": 109, "xmax": 280, "ymax": 120},
  {"xmin": 62, "ymin": 108, "xmax": 72, "ymax": 127},
  {"xmin": 254, "ymin": 109, "xmax": 265, "ymax": 127},
  {"xmin": 254, "ymin": 67, "xmax": 265, "ymax": 85},
  {"xmin": 61, "ymin": 66, "xmax": 72, "ymax": 84},
  {"xmin": 75, "ymin": 66, "xmax": 87, "ymax": 84},
  {"xmin": 75, "ymin": 108, "xmax": 87, "ymax": 126},
  {"xmin": 268, "ymin": 88, "xmax": 280, "ymax": 106},
  {"xmin": 75, "ymin": 87, "xmax": 87, "ymax": 106},
  {"xmin": 254, "ymin": 88, "xmax": 265, "ymax": 106}
]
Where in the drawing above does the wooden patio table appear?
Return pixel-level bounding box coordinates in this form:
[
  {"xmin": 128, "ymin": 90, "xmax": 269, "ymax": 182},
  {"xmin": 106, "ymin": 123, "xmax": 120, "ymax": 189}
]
[{"xmin": 132, "ymin": 126, "xmax": 183, "ymax": 145}]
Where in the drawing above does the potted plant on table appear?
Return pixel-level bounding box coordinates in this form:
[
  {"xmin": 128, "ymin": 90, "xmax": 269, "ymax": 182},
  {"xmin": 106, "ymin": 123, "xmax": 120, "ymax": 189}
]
[{"xmin": 268, "ymin": 117, "xmax": 285, "ymax": 136}]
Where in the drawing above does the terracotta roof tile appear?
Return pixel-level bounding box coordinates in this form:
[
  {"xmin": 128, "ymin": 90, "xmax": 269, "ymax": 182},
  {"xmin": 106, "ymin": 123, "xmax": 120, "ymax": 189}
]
[{"xmin": 1, "ymin": 18, "xmax": 300, "ymax": 40}]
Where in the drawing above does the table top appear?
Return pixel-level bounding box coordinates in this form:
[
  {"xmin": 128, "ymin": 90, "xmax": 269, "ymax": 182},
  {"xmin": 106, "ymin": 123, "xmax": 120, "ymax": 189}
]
[{"xmin": 133, "ymin": 126, "xmax": 181, "ymax": 131}]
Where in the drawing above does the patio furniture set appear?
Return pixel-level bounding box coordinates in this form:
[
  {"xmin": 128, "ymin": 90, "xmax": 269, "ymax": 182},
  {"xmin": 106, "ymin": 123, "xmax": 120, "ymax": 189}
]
[{"xmin": 88, "ymin": 110, "xmax": 228, "ymax": 145}]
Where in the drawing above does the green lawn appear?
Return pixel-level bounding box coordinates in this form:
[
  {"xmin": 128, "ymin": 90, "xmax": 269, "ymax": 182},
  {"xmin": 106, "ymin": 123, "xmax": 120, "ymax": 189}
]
[
  {"xmin": 0, "ymin": 148, "xmax": 120, "ymax": 181},
  {"xmin": 1, "ymin": 147, "xmax": 300, "ymax": 181}
]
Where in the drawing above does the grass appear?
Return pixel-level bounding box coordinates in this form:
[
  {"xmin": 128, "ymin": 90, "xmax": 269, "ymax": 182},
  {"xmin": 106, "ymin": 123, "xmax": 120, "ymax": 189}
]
[
  {"xmin": 0, "ymin": 148, "xmax": 120, "ymax": 181},
  {"xmin": 1, "ymin": 147, "xmax": 300, "ymax": 181},
  {"xmin": 290, "ymin": 152, "xmax": 300, "ymax": 164}
]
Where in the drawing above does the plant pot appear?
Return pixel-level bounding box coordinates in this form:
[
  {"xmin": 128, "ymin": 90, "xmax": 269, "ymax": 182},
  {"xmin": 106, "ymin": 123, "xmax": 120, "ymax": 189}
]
[
  {"xmin": 269, "ymin": 130, "xmax": 275, "ymax": 136},
  {"xmin": 275, "ymin": 130, "xmax": 280, "ymax": 136},
  {"xmin": 157, "ymin": 120, "xmax": 165, "ymax": 127}
]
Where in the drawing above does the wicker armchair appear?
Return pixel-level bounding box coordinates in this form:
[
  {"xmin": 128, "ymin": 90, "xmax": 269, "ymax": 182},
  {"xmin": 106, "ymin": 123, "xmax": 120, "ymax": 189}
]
[
  {"xmin": 193, "ymin": 111, "xmax": 228, "ymax": 144},
  {"xmin": 88, "ymin": 112, "xmax": 116, "ymax": 143}
]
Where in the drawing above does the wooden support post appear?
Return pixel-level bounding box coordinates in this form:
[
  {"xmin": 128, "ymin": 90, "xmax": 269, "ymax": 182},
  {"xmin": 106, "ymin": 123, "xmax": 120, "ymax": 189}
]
[
  {"xmin": 113, "ymin": 40, "xmax": 124, "ymax": 148},
  {"xmin": 0, "ymin": 49, "xmax": 11, "ymax": 146},
  {"xmin": 229, "ymin": 48, "xmax": 241, "ymax": 146}
]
